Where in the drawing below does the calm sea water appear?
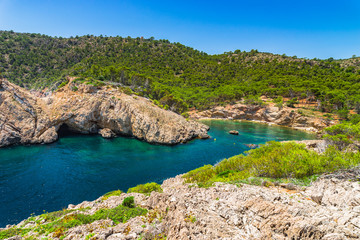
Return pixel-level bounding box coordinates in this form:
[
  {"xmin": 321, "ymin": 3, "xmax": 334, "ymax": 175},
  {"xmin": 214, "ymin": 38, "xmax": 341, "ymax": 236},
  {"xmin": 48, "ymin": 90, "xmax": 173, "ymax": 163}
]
[{"xmin": 0, "ymin": 120, "xmax": 314, "ymax": 227}]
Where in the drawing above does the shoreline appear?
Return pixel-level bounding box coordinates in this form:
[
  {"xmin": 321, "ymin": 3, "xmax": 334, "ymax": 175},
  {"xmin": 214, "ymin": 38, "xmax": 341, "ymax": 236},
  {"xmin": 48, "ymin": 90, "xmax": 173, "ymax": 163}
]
[
  {"xmin": 196, "ymin": 117, "xmax": 321, "ymax": 136},
  {"xmin": 189, "ymin": 102, "xmax": 337, "ymax": 136}
]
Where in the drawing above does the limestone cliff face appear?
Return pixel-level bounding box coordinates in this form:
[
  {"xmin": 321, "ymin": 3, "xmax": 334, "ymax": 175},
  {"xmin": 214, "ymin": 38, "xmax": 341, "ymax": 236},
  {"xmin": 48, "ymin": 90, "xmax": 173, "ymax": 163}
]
[
  {"xmin": 0, "ymin": 78, "xmax": 209, "ymax": 147},
  {"xmin": 190, "ymin": 103, "xmax": 336, "ymax": 133},
  {"xmin": 0, "ymin": 79, "xmax": 56, "ymax": 147}
]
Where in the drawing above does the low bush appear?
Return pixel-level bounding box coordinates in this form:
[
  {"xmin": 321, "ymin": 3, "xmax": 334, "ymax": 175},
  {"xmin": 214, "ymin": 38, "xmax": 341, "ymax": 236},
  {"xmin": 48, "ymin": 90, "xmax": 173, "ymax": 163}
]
[
  {"xmin": 127, "ymin": 182, "xmax": 163, "ymax": 194},
  {"xmin": 102, "ymin": 190, "xmax": 122, "ymax": 200},
  {"xmin": 286, "ymin": 97, "xmax": 299, "ymax": 108},
  {"xmin": 324, "ymin": 121, "xmax": 360, "ymax": 150},
  {"xmin": 0, "ymin": 203, "xmax": 147, "ymax": 239},
  {"xmin": 183, "ymin": 141, "xmax": 360, "ymax": 187},
  {"xmin": 37, "ymin": 205, "xmax": 145, "ymax": 237},
  {"xmin": 122, "ymin": 196, "xmax": 135, "ymax": 208},
  {"xmin": 0, "ymin": 228, "xmax": 30, "ymax": 240}
]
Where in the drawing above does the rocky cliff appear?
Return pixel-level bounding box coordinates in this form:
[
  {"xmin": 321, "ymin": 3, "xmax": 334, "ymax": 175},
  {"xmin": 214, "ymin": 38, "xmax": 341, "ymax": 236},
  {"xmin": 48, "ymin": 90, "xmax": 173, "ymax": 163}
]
[
  {"xmin": 3, "ymin": 169, "xmax": 360, "ymax": 239},
  {"xmin": 0, "ymin": 78, "xmax": 209, "ymax": 147},
  {"xmin": 190, "ymin": 104, "xmax": 335, "ymax": 133}
]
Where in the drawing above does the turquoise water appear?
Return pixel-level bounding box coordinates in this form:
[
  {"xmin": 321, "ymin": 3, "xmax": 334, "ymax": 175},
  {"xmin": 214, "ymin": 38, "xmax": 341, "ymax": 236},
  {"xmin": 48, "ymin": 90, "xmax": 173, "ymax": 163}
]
[{"xmin": 0, "ymin": 120, "xmax": 315, "ymax": 227}]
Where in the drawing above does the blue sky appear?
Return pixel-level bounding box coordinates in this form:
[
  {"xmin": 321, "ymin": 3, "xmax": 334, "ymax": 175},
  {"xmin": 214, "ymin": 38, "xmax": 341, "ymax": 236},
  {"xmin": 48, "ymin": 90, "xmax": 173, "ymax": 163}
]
[{"xmin": 1, "ymin": 0, "xmax": 359, "ymax": 59}]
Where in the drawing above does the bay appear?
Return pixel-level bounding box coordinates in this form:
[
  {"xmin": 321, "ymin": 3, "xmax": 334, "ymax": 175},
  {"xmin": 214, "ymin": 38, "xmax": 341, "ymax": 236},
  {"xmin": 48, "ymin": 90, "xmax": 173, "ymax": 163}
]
[{"xmin": 0, "ymin": 120, "xmax": 315, "ymax": 227}]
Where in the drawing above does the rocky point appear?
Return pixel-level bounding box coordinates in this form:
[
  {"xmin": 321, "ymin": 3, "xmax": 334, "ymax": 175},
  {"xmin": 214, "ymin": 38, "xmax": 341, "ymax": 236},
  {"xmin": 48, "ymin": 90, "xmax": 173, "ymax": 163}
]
[{"xmin": 0, "ymin": 78, "xmax": 209, "ymax": 148}]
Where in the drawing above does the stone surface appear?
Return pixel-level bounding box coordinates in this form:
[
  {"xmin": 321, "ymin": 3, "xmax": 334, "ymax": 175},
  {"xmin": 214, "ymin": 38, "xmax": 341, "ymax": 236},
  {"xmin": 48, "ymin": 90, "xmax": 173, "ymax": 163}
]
[
  {"xmin": 99, "ymin": 128, "xmax": 116, "ymax": 139},
  {"xmin": 8, "ymin": 169, "xmax": 360, "ymax": 239},
  {"xmin": 228, "ymin": 130, "xmax": 239, "ymax": 135},
  {"xmin": 0, "ymin": 78, "xmax": 209, "ymax": 147},
  {"xmin": 244, "ymin": 143, "xmax": 259, "ymax": 149}
]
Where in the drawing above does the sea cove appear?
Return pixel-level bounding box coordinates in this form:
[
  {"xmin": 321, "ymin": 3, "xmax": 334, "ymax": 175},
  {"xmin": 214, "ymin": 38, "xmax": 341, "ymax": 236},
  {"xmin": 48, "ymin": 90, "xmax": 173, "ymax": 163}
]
[{"xmin": 0, "ymin": 120, "xmax": 314, "ymax": 227}]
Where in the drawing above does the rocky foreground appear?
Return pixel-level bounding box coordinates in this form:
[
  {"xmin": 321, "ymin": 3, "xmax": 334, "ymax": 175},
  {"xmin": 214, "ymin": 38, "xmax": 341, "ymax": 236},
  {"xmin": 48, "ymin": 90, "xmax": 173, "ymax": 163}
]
[
  {"xmin": 0, "ymin": 78, "xmax": 209, "ymax": 147},
  {"xmin": 4, "ymin": 169, "xmax": 360, "ymax": 240}
]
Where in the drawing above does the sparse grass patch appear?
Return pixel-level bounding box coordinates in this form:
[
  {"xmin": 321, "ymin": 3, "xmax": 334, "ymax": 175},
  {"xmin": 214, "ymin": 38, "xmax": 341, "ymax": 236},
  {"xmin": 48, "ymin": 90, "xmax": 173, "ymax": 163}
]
[
  {"xmin": 85, "ymin": 233, "xmax": 95, "ymax": 239},
  {"xmin": 0, "ymin": 228, "xmax": 30, "ymax": 240},
  {"xmin": 36, "ymin": 205, "xmax": 146, "ymax": 236},
  {"xmin": 40, "ymin": 209, "xmax": 75, "ymax": 222},
  {"xmin": 185, "ymin": 213, "xmax": 197, "ymax": 223},
  {"xmin": 1, "ymin": 204, "xmax": 148, "ymax": 239}
]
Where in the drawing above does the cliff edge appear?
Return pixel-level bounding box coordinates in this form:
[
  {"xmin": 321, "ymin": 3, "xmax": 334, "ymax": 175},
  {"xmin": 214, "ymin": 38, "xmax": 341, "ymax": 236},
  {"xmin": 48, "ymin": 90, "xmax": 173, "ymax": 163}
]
[{"xmin": 0, "ymin": 78, "xmax": 209, "ymax": 147}]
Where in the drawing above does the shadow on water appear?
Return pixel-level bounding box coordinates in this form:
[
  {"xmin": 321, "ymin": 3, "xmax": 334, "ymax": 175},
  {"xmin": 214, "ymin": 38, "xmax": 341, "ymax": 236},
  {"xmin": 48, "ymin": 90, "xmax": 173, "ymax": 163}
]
[{"xmin": 57, "ymin": 124, "xmax": 77, "ymax": 138}]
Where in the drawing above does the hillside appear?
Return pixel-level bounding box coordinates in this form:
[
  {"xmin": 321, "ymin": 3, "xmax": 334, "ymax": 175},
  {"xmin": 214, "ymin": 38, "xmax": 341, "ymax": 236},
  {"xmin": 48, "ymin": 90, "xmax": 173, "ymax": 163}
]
[{"xmin": 1, "ymin": 30, "xmax": 360, "ymax": 113}]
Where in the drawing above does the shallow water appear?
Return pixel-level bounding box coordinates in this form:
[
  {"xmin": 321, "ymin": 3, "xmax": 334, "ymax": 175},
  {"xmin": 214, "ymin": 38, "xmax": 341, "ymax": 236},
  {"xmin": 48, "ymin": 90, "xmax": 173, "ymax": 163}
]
[{"xmin": 0, "ymin": 120, "xmax": 315, "ymax": 227}]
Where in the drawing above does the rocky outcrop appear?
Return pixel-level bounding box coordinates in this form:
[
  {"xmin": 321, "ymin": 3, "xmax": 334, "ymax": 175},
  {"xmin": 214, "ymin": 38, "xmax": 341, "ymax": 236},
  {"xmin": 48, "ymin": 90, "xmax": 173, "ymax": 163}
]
[
  {"xmin": 285, "ymin": 139, "xmax": 329, "ymax": 153},
  {"xmin": 5, "ymin": 169, "xmax": 360, "ymax": 239},
  {"xmin": 190, "ymin": 104, "xmax": 336, "ymax": 133},
  {"xmin": 0, "ymin": 78, "xmax": 209, "ymax": 147},
  {"xmin": 98, "ymin": 128, "xmax": 116, "ymax": 139},
  {"xmin": 228, "ymin": 130, "xmax": 239, "ymax": 135}
]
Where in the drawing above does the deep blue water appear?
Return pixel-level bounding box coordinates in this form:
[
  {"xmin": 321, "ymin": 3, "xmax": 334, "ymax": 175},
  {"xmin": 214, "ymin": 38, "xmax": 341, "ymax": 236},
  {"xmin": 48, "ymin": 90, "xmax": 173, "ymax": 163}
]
[{"xmin": 0, "ymin": 120, "xmax": 315, "ymax": 227}]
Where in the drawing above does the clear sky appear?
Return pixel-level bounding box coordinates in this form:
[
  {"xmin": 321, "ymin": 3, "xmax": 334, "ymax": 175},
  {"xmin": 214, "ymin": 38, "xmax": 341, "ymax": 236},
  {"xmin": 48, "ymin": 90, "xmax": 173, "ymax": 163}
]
[{"xmin": 1, "ymin": 0, "xmax": 359, "ymax": 59}]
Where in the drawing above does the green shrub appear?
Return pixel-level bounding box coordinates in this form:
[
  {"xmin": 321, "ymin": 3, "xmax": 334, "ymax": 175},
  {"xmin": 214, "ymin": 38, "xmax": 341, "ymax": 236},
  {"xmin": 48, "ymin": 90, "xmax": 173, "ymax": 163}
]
[
  {"xmin": 286, "ymin": 97, "xmax": 299, "ymax": 108},
  {"xmin": 121, "ymin": 87, "xmax": 133, "ymax": 95},
  {"xmin": 181, "ymin": 112, "xmax": 190, "ymax": 118},
  {"xmin": 122, "ymin": 196, "xmax": 135, "ymax": 208},
  {"xmin": 337, "ymin": 108, "xmax": 350, "ymax": 120},
  {"xmin": 273, "ymin": 96, "xmax": 283, "ymax": 109},
  {"xmin": 324, "ymin": 122, "xmax": 360, "ymax": 150},
  {"xmin": 0, "ymin": 228, "xmax": 30, "ymax": 240},
  {"xmin": 102, "ymin": 190, "xmax": 122, "ymax": 200},
  {"xmin": 244, "ymin": 95, "xmax": 265, "ymax": 106},
  {"xmin": 183, "ymin": 165, "xmax": 216, "ymax": 184},
  {"xmin": 57, "ymin": 79, "xmax": 69, "ymax": 90},
  {"xmin": 349, "ymin": 114, "xmax": 360, "ymax": 124},
  {"xmin": 127, "ymin": 182, "xmax": 163, "ymax": 194},
  {"xmin": 21, "ymin": 204, "xmax": 146, "ymax": 238},
  {"xmin": 183, "ymin": 141, "xmax": 360, "ymax": 187}
]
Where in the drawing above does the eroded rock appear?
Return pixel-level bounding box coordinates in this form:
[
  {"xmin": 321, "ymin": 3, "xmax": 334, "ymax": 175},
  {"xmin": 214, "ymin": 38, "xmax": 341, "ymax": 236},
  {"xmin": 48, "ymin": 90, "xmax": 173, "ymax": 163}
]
[
  {"xmin": 9, "ymin": 170, "xmax": 360, "ymax": 239},
  {"xmin": 191, "ymin": 103, "xmax": 336, "ymax": 133},
  {"xmin": 0, "ymin": 78, "xmax": 209, "ymax": 147},
  {"xmin": 99, "ymin": 128, "xmax": 116, "ymax": 139},
  {"xmin": 228, "ymin": 130, "xmax": 239, "ymax": 135}
]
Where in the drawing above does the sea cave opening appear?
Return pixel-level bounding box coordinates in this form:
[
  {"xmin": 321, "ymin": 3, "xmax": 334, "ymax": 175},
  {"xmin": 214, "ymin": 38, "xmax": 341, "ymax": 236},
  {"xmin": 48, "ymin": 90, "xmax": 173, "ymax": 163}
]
[{"xmin": 57, "ymin": 123, "xmax": 79, "ymax": 138}]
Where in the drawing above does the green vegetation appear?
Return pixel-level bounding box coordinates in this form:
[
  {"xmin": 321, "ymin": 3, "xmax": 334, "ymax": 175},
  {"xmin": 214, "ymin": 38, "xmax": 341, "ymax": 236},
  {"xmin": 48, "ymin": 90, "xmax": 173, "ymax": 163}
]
[
  {"xmin": 0, "ymin": 228, "xmax": 30, "ymax": 240},
  {"xmin": 183, "ymin": 141, "xmax": 360, "ymax": 187},
  {"xmin": 127, "ymin": 182, "xmax": 163, "ymax": 194},
  {"xmin": 286, "ymin": 97, "xmax": 299, "ymax": 108},
  {"xmin": 1, "ymin": 31, "xmax": 360, "ymax": 113},
  {"xmin": 122, "ymin": 196, "xmax": 135, "ymax": 208},
  {"xmin": 85, "ymin": 233, "xmax": 95, "ymax": 239},
  {"xmin": 323, "ymin": 116, "xmax": 360, "ymax": 150},
  {"xmin": 0, "ymin": 204, "xmax": 147, "ymax": 239},
  {"xmin": 102, "ymin": 189, "xmax": 122, "ymax": 200},
  {"xmin": 273, "ymin": 96, "xmax": 284, "ymax": 109}
]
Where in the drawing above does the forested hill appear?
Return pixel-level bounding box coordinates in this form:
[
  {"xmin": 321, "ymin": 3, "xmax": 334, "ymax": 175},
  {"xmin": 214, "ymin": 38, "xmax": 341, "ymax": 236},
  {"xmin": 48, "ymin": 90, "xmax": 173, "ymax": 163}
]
[{"xmin": 1, "ymin": 30, "xmax": 360, "ymax": 113}]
